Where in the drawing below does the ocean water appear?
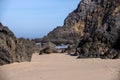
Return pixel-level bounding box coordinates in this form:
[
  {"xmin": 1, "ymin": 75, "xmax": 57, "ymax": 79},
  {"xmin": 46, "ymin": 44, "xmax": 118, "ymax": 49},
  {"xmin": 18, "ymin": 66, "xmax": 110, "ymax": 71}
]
[{"xmin": 56, "ymin": 45, "xmax": 68, "ymax": 49}]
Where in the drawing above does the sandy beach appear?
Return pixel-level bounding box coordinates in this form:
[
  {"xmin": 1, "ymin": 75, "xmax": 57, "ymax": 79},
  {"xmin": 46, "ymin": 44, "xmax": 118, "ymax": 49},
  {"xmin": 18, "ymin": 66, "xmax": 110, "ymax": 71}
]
[{"xmin": 0, "ymin": 53, "xmax": 120, "ymax": 80}]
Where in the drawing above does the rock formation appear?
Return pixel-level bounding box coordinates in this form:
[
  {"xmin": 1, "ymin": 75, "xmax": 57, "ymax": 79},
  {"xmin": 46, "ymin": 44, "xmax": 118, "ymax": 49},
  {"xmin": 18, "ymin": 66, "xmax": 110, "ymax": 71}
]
[
  {"xmin": 33, "ymin": 0, "xmax": 88, "ymax": 45},
  {"xmin": 39, "ymin": 3, "xmax": 86, "ymax": 45},
  {"xmin": 75, "ymin": 0, "xmax": 120, "ymax": 59},
  {"xmin": 0, "ymin": 23, "xmax": 35, "ymax": 65},
  {"xmin": 32, "ymin": 0, "xmax": 120, "ymax": 59},
  {"xmin": 40, "ymin": 0, "xmax": 120, "ymax": 59}
]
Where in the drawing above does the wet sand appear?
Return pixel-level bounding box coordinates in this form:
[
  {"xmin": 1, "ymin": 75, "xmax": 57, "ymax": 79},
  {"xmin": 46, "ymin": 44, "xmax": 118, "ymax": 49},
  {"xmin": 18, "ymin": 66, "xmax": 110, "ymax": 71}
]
[{"xmin": 0, "ymin": 53, "xmax": 120, "ymax": 80}]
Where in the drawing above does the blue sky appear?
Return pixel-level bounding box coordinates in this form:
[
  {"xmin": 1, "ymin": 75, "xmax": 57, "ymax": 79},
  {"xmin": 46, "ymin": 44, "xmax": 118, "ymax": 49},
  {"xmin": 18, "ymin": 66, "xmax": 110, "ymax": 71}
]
[{"xmin": 0, "ymin": 0, "xmax": 80, "ymax": 39}]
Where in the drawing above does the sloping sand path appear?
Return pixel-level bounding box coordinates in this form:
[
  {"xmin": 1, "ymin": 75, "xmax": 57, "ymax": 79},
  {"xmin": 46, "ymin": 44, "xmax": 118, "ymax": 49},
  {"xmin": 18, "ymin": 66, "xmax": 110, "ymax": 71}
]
[{"xmin": 0, "ymin": 53, "xmax": 120, "ymax": 80}]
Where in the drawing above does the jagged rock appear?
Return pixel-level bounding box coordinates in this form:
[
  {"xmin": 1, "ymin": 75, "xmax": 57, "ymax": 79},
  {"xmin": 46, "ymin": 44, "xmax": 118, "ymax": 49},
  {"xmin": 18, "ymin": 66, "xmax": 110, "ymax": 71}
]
[
  {"xmin": 0, "ymin": 23, "xmax": 35, "ymax": 65},
  {"xmin": 0, "ymin": 23, "xmax": 17, "ymax": 65},
  {"xmin": 75, "ymin": 0, "xmax": 120, "ymax": 59}
]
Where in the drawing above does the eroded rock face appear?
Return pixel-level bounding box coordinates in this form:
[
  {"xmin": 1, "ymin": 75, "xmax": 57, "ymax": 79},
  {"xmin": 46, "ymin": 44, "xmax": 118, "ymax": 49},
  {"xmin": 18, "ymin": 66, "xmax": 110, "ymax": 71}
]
[
  {"xmin": 0, "ymin": 23, "xmax": 34, "ymax": 65},
  {"xmin": 76, "ymin": 0, "xmax": 120, "ymax": 59}
]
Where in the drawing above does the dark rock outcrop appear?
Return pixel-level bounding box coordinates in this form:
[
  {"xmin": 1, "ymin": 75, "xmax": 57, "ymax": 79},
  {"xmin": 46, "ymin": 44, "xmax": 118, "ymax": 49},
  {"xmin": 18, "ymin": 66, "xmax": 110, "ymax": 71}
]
[
  {"xmin": 75, "ymin": 0, "xmax": 120, "ymax": 59},
  {"xmin": 0, "ymin": 23, "xmax": 34, "ymax": 65}
]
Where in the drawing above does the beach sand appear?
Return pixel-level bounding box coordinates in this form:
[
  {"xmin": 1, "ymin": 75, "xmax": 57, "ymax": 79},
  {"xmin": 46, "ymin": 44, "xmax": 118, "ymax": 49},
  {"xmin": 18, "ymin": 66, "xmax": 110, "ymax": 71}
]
[{"xmin": 0, "ymin": 53, "xmax": 120, "ymax": 80}]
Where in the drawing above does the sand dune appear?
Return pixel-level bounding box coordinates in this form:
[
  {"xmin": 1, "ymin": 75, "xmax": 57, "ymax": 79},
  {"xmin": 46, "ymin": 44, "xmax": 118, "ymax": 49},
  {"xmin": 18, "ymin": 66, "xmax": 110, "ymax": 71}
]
[{"xmin": 0, "ymin": 53, "xmax": 120, "ymax": 80}]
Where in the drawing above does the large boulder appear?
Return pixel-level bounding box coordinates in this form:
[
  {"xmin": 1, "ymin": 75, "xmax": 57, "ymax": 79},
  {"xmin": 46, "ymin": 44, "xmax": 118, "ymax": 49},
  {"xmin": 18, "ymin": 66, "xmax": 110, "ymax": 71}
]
[
  {"xmin": 15, "ymin": 38, "xmax": 36, "ymax": 62},
  {"xmin": 39, "ymin": 42, "xmax": 58, "ymax": 54},
  {"xmin": 0, "ymin": 23, "xmax": 34, "ymax": 65},
  {"xmin": 75, "ymin": 0, "xmax": 120, "ymax": 59}
]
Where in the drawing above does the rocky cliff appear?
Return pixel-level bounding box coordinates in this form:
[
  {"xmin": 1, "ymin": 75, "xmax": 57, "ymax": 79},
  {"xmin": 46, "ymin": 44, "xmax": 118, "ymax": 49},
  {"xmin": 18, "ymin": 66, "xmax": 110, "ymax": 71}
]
[
  {"xmin": 41, "ymin": 2, "xmax": 87, "ymax": 45},
  {"xmin": 75, "ymin": 0, "xmax": 120, "ymax": 59},
  {"xmin": 0, "ymin": 23, "xmax": 35, "ymax": 65},
  {"xmin": 41, "ymin": 0, "xmax": 120, "ymax": 59}
]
